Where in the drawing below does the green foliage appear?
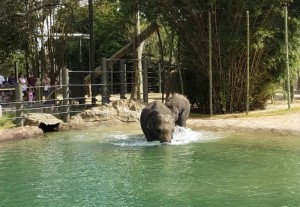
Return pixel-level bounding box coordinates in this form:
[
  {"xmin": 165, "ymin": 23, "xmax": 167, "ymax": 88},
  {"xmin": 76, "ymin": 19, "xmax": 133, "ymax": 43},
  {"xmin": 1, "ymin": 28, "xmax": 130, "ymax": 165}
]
[
  {"xmin": 0, "ymin": 113, "xmax": 15, "ymax": 130},
  {"xmin": 140, "ymin": 0, "xmax": 300, "ymax": 113},
  {"xmin": 1, "ymin": 0, "xmax": 300, "ymax": 114}
]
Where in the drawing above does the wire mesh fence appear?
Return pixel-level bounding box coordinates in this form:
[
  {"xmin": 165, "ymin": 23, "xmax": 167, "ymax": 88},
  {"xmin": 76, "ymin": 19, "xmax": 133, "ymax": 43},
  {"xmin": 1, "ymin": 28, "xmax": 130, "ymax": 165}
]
[{"xmin": 0, "ymin": 58, "xmax": 165, "ymax": 127}]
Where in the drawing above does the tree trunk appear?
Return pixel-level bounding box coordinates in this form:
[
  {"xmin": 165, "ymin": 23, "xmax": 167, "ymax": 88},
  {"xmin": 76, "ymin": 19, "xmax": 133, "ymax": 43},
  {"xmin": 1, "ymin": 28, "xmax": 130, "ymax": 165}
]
[{"xmin": 131, "ymin": 9, "xmax": 144, "ymax": 100}]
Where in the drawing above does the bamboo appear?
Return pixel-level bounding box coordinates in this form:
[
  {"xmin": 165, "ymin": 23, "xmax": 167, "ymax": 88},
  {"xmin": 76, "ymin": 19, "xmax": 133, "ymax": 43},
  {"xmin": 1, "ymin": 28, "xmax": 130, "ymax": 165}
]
[
  {"xmin": 209, "ymin": 11, "xmax": 213, "ymax": 115},
  {"xmin": 285, "ymin": 6, "xmax": 291, "ymax": 109},
  {"xmin": 246, "ymin": 11, "xmax": 250, "ymax": 114},
  {"xmin": 89, "ymin": 0, "xmax": 96, "ymax": 106}
]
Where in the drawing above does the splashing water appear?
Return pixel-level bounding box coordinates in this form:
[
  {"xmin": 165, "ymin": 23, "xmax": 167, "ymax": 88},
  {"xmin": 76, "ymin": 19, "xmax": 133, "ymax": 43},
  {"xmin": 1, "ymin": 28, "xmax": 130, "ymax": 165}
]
[
  {"xmin": 112, "ymin": 126, "xmax": 224, "ymax": 147},
  {"xmin": 171, "ymin": 126, "xmax": 223, "ymax": 145}
]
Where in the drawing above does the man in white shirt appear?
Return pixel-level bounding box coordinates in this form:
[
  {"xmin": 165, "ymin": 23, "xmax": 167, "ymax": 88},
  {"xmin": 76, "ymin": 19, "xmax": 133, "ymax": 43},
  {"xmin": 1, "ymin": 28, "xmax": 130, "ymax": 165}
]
[{"xmin": 0, "ymin": 74, "xmax": 5, "ymax": 85}]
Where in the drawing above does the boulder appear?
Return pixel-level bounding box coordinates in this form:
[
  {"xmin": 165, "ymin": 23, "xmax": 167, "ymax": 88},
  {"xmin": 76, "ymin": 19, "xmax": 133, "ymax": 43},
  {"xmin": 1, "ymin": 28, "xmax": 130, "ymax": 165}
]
[
  {"xmin": 70, "ymin": 99, "xmax": 144, "ymax": 124},
  {"xmin": 70, "ymin": 104, "xmax": 118, "ymax": 123},
  {"xmin": 23, "ymin": 113, "xmax": 63, "ymax": 132},
  {"xmin": 112, "ymin": 99, "xmax": 143, "ymax": 122},
  {"xmin": 0, "ymin": 126, "xmax": 43, "ymax": 142}
]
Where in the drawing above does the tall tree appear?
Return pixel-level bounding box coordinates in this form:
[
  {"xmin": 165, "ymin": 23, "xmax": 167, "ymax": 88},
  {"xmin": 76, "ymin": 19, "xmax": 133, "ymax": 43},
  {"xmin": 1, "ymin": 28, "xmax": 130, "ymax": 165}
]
[{"xmin": 140, "ymin": 0, "xmax": 300, "ymax": 113}]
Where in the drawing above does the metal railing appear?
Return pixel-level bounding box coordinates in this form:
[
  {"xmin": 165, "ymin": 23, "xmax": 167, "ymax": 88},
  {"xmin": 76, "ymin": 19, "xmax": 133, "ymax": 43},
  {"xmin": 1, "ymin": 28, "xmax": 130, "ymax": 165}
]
[{"xmin": 0, "ymin": 57, "xmax": 165, "ymax": 127}]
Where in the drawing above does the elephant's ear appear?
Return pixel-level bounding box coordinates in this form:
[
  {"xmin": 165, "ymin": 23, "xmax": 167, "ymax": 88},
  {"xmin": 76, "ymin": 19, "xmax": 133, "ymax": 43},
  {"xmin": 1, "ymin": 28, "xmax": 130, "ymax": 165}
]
[
  {"xmin": 147, "ymin": 117, "xmax": 154, "ymax": 130},
  {"xmin": 165, "ymin": 100, "xmax": 172, "ymax": 108}
]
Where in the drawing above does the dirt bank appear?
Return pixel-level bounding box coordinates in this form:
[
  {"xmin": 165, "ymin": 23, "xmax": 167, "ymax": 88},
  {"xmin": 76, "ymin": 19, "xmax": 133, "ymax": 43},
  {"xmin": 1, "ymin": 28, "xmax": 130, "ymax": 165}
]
[{"xmin": 188, "ymin": 101, "xmax": 300, "ymax": 136}]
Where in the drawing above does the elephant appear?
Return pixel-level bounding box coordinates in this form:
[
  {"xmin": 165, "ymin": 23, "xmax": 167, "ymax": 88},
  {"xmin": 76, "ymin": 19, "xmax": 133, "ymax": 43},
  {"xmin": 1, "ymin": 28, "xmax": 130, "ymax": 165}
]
[
  {"xmin": 140, "ymin": 101, "xmax": 175, "ymax": 143},
  {"xmin": 165, "ymin": 93, "xmax": 191, "ymax": 127}
]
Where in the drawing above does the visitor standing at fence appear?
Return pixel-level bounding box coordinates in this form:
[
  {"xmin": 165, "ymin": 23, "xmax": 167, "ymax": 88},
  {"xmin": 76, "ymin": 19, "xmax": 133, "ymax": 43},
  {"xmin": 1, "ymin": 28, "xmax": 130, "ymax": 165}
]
[
  {"xmin": 28, "ymin": 87, "xmax": 34, "ymax": 105},
  {"xmin": 8, "ymin": 73, "xmax": 16, "ymax": 85},
  {"xmin": 27, "ymin": 71, "xmax": 36, "ymax": 101},
  {"xmin": 19, "ymin": 73, "xmax": 28, "ymax": 100},
  {"xmin": 42, "ymin": 73, "xmax": 51, "ymax": 100},
  {"xmin": 0, "ymin": 73, "xmax": 5, "ymax": 85}
]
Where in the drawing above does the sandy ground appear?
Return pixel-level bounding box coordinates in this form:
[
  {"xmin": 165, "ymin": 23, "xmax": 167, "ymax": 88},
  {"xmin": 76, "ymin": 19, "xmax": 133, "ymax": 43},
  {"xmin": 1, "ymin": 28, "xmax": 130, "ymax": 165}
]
[{"xmin": 187, "ymin": 99, "xmax": 300, "ymax": 136}]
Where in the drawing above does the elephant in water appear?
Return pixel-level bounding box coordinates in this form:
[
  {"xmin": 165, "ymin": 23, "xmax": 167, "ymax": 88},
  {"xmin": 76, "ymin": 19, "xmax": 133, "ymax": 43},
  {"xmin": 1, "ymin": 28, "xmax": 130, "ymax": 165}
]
[
  {"xmin": 165, "ymin": 93, "xmax": 191, "ymax": 127},
  {"xmin": 140, "ymin": 101, "xmax": 175, "ymax": 143}
]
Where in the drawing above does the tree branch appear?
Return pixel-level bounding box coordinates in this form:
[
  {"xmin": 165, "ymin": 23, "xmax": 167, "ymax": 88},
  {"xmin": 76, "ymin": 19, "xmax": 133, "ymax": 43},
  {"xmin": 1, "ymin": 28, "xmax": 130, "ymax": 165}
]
[{"xmin": 0, "ymin": 2, "xmax": 65, "ymax": 21}]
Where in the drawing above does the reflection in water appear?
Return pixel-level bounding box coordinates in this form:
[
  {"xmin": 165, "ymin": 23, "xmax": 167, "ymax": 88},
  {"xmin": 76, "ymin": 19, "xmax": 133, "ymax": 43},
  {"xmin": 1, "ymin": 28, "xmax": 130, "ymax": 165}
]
[{"xmin": 0, "ymin": 124, "xmax": 300, "ymax": 207}]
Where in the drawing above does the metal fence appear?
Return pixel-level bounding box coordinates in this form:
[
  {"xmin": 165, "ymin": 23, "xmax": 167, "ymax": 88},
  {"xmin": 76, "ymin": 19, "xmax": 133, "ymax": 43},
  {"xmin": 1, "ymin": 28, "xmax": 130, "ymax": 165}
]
[{"xmin": 0, "ymin": 57, "xmax": 164, "ymax": 127}]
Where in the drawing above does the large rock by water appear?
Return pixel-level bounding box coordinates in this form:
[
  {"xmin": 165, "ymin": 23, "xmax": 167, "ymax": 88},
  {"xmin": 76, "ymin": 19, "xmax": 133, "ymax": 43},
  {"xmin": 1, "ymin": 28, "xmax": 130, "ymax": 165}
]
[
  {"xmin": 70, "ymin": 99, "xmax": 144, "ymax": 125},
  {"xmin": 0, "ymin": 126, "xmax": 43, "ymax": 142},
  {"xmin": 112, "ymin": 99, "xmax": 143, "ymax": 122},
  {"xmin": 23, "ymin": 113, "xmax": 63, "ymax": 132}
]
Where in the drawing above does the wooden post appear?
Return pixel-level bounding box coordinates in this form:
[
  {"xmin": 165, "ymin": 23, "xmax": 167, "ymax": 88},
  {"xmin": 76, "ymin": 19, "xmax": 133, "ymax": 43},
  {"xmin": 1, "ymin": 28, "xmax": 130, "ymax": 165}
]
[
  {"xmin": 120, "ymin": 59, "xmax": 126, "ymax": 99},
  {"xmin": 142, "ymin": 57, "xmax": 148, "ymax": 103},
  {"xmin": 15, "ymin": 83, "xmax": 24, "ymax": 127},
  {"xmin": 62, "ymin": 68, "xmax": 70, "ymax": 123},
  {"xmin": 101, "ymin": 57, "xmax": 109, "ymax": 104},
  {"xmin": 158, "ymin": 63, "xmax": 162, "ymax": 93}
]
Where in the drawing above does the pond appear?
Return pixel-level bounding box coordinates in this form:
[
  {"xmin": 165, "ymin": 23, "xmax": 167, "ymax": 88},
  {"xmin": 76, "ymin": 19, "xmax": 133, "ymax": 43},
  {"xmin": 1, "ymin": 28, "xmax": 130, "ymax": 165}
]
[{"xmin": 0, "ymin": 123, "xmax": 300, "ymax": 207}]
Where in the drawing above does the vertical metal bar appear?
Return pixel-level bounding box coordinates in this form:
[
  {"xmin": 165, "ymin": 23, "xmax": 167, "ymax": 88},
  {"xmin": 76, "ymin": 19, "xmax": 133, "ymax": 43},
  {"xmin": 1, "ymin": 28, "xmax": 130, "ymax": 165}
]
[
  {"xmin": 142, "ymin": 57, "xmax": 148, "ymax": 103},
  {"xmin": 62, "ymin": 68, "xmax": 70, "ymax": 123},
  {"xmin": 15, "ymin": 83, "xmax": 24, "ymax": 127},
  {"xmin": 158, "ymin": 63, "xmax": 162, "ymax": 93},
  {"xmin": 285, "ymin": 6, "xmax": 291, "ymax": 109},
  {"xmin": 120, "ymin": 59, "xmax": 126, "ymax": 99},
  {"xmin": 246, "ymin": 11, "xmax": 250, "ymax": 115},
  {"xmin": 208, "ymin": 11, "xmax": 213, "ymax": 115},
  {"xmin": 101, "ymin": 57, "xmax": 108, "ymax": 104}
]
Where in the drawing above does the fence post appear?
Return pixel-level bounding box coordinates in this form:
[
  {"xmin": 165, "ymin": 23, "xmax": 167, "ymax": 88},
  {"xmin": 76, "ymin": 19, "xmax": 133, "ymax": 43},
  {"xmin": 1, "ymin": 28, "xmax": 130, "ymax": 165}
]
[
  {"xmin": 101, "ymin": 57, "xmax": 109, "ymax": 104},
  {"xmin": 109, "ymin": 65, "xmax": 114, "ymax": 95},
  {"xmin": 15, "ymin": 83, "xmax": 24, "ymax": 127},
  {"xmin": 142, "ymin": 57, "xmax": 148, "ymax": 103},
  {"xmin": 158, "ymin": 63, "xmax": 162, "ymax": 93},
  {"xmin": 120, "ymin": 59, "xmax": 126, "ymax": 99},
  {"xmin": 62, "ymin": 68, "xmax": 70, "ymax": 123}
]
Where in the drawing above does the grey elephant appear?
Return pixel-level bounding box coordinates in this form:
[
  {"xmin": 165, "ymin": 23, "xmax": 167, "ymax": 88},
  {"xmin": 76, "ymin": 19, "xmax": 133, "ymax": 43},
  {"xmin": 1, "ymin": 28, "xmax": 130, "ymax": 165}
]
[
  {"xmin": 140, "ymin": 101, "xmax": 175, "ymax": 143},
  {"xmin": 165, "ymin": 93, "xmax": 191, "ymax": 127}
]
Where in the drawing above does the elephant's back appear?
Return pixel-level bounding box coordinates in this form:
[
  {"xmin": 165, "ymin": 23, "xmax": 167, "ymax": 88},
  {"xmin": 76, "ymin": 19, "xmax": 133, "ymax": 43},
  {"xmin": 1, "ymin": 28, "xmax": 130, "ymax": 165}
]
[{"xmin": 140, "ymin": 101, "xmax": 172, "ymax": 122}]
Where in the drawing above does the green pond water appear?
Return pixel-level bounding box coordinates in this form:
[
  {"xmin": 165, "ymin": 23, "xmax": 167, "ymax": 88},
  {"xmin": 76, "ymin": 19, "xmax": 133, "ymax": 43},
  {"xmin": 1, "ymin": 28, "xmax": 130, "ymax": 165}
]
[{"xmin": 0, "ymin": 124, "xmax": 300, "ymax": 207}]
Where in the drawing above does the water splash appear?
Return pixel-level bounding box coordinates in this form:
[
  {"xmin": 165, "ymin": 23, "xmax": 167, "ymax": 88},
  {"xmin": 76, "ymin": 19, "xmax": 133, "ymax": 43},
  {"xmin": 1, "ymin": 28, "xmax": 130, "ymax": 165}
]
[
  {"xmin": 112, "ymin": 126, "xmax": 224, "ymax": 147},
  {"xmin": 171, "ymin": 126, "xmax": 223, "ymax": 145}
]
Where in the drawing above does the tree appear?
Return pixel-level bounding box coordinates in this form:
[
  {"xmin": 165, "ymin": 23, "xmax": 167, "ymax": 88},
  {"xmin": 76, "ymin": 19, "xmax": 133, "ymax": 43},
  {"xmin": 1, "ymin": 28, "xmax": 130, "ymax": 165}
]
[{"xmin": 140, "ymin": 0, "xmax": 300, "ymax": 113}]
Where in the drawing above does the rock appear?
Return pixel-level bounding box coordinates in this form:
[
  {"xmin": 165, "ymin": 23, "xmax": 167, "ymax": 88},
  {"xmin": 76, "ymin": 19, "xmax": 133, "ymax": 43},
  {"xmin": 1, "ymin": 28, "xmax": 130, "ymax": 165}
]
[
  {"xmin": 23, "ymin": 113, "xmax": 63, "ymax": 132},
  {"xmin": 0, "ymin": 126, "xmax": 43, "ymax": 142},
  {"xmin": 112, "ymin": 99, "xmax": 144, "ymax": 122},
  {"xmin": 70, "ymin": 105, "xmax": 118, "ymax": 123},
  {"xmin": 70, "ymin": 99, "xmax": 144, "ymax": 124}
]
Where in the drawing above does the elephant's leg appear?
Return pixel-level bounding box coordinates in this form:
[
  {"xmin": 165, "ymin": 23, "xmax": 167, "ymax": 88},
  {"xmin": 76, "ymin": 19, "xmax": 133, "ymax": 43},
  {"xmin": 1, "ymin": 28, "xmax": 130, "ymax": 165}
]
[
  {"xmin": 144, "ymin": 129, "xmax": 157, "ymax": 141},
  {"xmin": 176, "ymin": 115, "xmax": 186, "ymax": 127}
]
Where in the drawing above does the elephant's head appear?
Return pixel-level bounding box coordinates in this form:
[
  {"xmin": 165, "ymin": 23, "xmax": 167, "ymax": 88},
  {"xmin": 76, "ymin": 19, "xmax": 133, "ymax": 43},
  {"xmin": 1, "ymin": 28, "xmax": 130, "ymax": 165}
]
[{"xmin": 147, "ymin": 113, "xmax": 175, "ymax": 143}]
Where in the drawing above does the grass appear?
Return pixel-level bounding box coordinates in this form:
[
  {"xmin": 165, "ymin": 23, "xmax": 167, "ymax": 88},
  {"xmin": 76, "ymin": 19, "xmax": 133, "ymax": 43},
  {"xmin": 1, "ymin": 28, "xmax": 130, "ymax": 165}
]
[{"xmin": 0, "ymin": 114, "xmax": 15, "ymax": 130}]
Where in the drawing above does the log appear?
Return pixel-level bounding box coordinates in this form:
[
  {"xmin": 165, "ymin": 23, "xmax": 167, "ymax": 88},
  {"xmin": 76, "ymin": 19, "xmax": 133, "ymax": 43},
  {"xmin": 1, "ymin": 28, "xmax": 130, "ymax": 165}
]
[{"xmin": 85, "ymin": 22, "xmax": 158, "ymax": 81}]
